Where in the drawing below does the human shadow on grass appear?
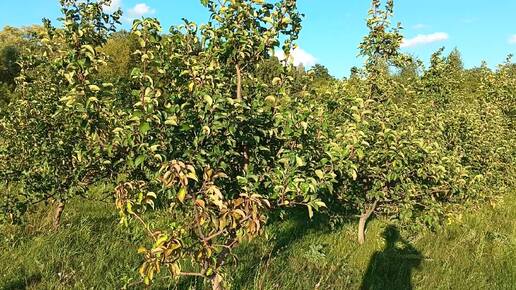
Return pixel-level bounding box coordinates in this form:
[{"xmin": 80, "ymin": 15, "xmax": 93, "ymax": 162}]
[
  {"xmin": 360, "ymin": 225, "xmax": 423, "ymax": 290},
  {"xmin": 2, "ymin": 274, "xmax": 42, "ymax": 290}
]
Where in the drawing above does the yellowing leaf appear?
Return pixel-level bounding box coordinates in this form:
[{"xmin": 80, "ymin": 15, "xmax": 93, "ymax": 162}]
[
  {"xmin": 296, "ymin": 156, "xmax": 304, "ymax": 167},
  {"xmin": 165, "ymin": 115, "xmax": 178, "ymax": 126},
  {"xmin": 169, "ymin": 263, "xmax": 181, "ymax": 276},
  {"xmin": 202, "ymin": 125, "xmax": 211, "ymax": 135},
  {"xmin": 186, "ymin": 171, "xmax": 198, "ymax": 182},
  {"xmin": 88, "ymin": 85, "xmax": 100, "ymax": 92},
  {"xmin": 204, "ymin": 95, "xmax": 213, "ymax": 106},
  {"xmin": 154, "ymin": 235, "xmax": 169, "ymax": 247},
  {"xmin": 351, "ymin": 169, "xmax": 357, "ymax": 181},
  {"xmin": 178, "ymin": 187, "xmax": 187, "ymax": 202},
  {"xmin": 265, "ymin": 95, "xmax": 276, "ymax": 105},
  {"xmin": 82, "ymin": 44, "xmax": 95, "ymax": 56}
]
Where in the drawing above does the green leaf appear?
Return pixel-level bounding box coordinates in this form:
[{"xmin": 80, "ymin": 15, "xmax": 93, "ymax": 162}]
[
  {"xmin": 139, "ymin": 122, "xmax": 151, "ymax": 134},
  {"xmin": 351, "ymin": 169, "xmax": 357, "ymax": 181},
  {"xmin": 131, "ymin": 67, "xmax": 141, "ymax": 77},
  {"xmin": 135, "ymin": 155, "xmax": 146, "ymax": 167}
]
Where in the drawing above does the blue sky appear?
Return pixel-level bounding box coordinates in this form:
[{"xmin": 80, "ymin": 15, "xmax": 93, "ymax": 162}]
[{"xmin": 1, "ymin": 0, "xmax": 515, "ymax": 78}]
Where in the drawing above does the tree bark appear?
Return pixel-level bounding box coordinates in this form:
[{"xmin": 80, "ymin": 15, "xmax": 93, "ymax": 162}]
[
  {"xmin": 235, "ymin": 64, "xmax": 242, "ymax": 100},
  {"xmin": 358, "ymin": 200, "xmax": 378, "ymax": 245},
  {"xmin": 53, "ymin": 201, "xmax": 65, "ymax": 230},
  {"xmin": 242, "ymin": 145, "xmax": 249, "ymax": 173},
  {"xmin": 211, "ymin": 273, "xmax": 223, "ymax": 290}
]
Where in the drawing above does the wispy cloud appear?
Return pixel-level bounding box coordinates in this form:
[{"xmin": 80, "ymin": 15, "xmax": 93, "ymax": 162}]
[
  {"xmin": 412, "ymin": 23, "xmax": 429, "ymax": 30},
  {"xmin": 509, "ymin": 34, "xmax": 516, "ymax": 44},
  {"xmin": 102, "ymin": 0, "xmax": 122, "ymax": 13},
  {"xmin": 401, "ymin": 32, "xmax": 449, "ymax": 48},
  {"xmin": 461, "ymin": 17, "xmax": 478, "ymax": 24},
  {"xmin": 275, "ymin": 48, "xmax": 317, "ymax": 67}
]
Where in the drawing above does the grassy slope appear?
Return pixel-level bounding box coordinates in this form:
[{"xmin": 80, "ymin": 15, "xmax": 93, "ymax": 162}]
[{"xmin": 0, "ymin": 193, "xmax": 514, "ymax": 290}]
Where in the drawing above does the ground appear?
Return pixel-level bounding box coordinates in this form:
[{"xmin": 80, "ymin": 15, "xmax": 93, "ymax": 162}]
[{"xmin": 1, "ymin": 192, "xmax": 514, "ymax": 289}]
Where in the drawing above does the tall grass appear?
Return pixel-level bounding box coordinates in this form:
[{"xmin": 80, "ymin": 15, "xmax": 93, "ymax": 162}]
[{"xmin": 1, "ymin": 192, "xmax": 514, "ymax": 289}]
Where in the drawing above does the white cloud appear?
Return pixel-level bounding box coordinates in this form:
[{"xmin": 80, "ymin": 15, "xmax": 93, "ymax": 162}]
[
  {"xmin": 103, "ymin": 0, "xmax": 122, "ymax": 13},
  {"xmin": 127, "ymin": 3, "xmax": 156, "ymax": 19},
  {"xmin": 401, "ymin": 32, "xmax": 449, "ymax": 48},
  {"xmin": 509, "ymin": 35, "xmax": 516, "ymax": 44},
  {"xmin": 275, "ymin": 48, "xmax": 317, "ymax": 67},
  {"xmin": 102, "ymin": 1, "xmax": 156, "ymax": 22}
]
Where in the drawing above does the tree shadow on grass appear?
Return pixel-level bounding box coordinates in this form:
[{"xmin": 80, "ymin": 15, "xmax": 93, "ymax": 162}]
[
  {"xmin": 141, "ymin": 206, "xmax": 358, "ymax": 289},
  {"xmin": 229, "ymin": 207, "xmax": 352, "ymax": 289},
  {"xmin": 360, "ymin": 225, "xmax": 423, "ymax": 290}
]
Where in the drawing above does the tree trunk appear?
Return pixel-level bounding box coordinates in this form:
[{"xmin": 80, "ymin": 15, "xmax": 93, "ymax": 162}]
[
  {"xmin": 357, "ymin": 200, "xmax": 378, "ymax": 245},
  {"xmin": 235, "ymin": 64, "xmax": 242, "ymax": 100},
  {"xmin": 242, "ymin": 145, "xmax": 249, "ymax": 173},
  {"xmin": 53, "ymin": 201, "xmax": 65, "ymax": 230},
  {"xmin": 210, "ymin": 273, "xmax": 223, "ymax": 290},
  {"xmin": 235, "ymin": 64, "xmax": 248, "ymax": 173}
]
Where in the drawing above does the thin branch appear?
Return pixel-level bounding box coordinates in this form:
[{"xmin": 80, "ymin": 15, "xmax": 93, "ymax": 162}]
[{"xmin": 203, "ymin": 229, "xmax": 226, "ymax": 242}]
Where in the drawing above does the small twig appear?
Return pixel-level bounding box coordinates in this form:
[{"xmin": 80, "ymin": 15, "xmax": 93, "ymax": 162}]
[
  {"xmin": 195, "ymin": 208, "xmax": 206, "ymax": 240},
  {"xmin": 203, "ymin": 215, "xmax": 251, "ymax": 242},
  {"xmin": 179, "ymin": 272, "xmax": 206, "ymax": 278},
  {"xmin": 131, "ymin": 212, "xmax": 156, "ymax": 241},
  {"xmin": 125, "ymin": 272, "xmax": 205, "ymax": 288}
]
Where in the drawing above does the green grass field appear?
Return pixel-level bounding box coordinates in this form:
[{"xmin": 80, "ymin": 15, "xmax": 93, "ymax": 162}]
[{"xmin": 1, "ymin": 192, "xmax": 514, "ymax": 290}]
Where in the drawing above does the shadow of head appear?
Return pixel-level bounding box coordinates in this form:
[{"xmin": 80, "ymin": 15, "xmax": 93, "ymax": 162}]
[{"xmin": 382, "ymin": 225, "xmax": 400, "ymax": 247}]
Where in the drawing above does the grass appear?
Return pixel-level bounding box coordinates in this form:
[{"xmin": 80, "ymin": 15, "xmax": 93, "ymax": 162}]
[{"xmin": 1, "ymin": 193, "xmax": 515, "ymax": 290}]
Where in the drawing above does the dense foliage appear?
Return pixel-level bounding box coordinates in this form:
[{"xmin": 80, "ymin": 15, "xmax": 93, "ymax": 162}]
[{"xmin": 0, "ymin": 0, "xmax": 514, "ymax": 288}]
